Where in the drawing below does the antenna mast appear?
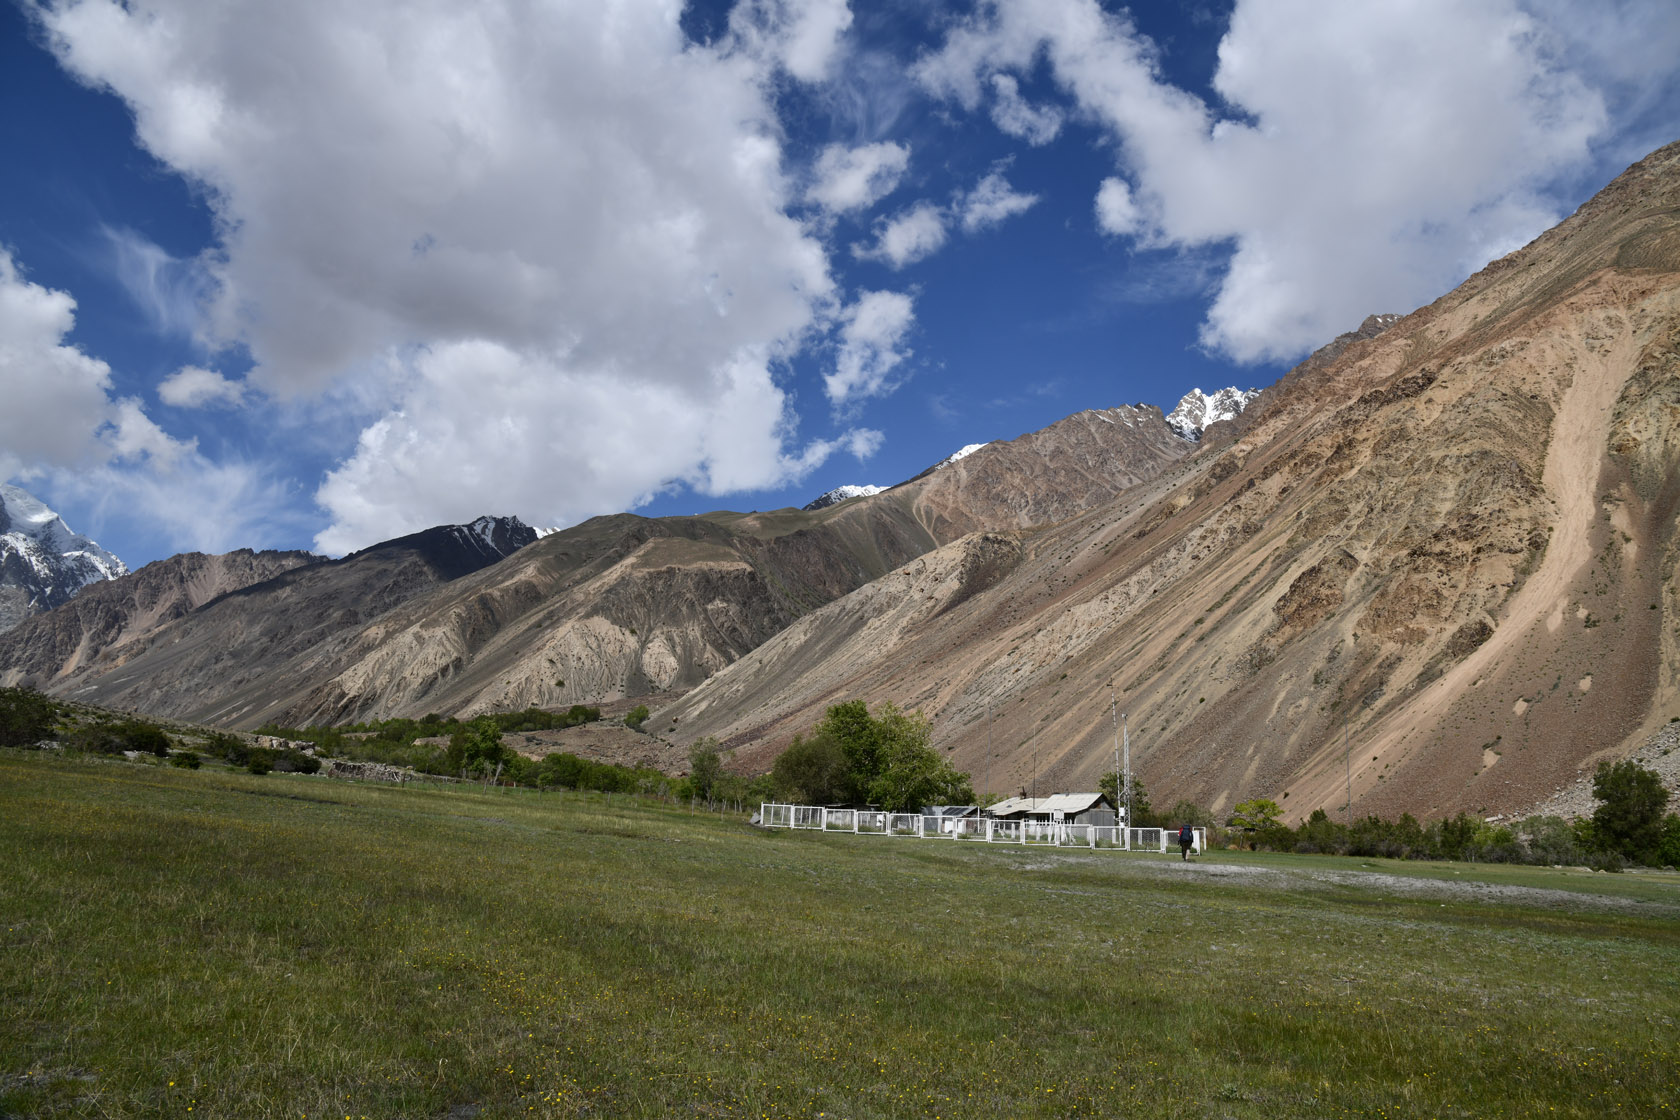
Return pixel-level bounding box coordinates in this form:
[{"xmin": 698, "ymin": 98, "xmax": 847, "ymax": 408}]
[{"xmin": 1122, "ymin": 712, "xmax": 1132, "ymax": 831}]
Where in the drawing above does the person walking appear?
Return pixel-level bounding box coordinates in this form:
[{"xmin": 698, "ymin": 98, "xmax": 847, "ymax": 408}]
[{"xmin": 1178, "ymin": 822, "xmax": 1193, "ymax": 861}]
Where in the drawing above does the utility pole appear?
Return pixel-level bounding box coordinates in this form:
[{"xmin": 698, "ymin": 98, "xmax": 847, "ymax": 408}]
[
  {"xmin": 1109, "ymin": 689, "xmax": 1121, "ymax": 827},
  {"xmin": 1122, "ymin": 713, "xmax": 1132, "ymax": 832},
  {"xmin": 985, "ymin": 702, "xmax": 993, "ymax": 806},
  {"xmin": 1344, "ymin": 709, "xmax": 1352, "ymax": 826}
]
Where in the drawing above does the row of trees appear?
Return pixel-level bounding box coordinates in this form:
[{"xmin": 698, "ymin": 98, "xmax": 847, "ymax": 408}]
[{"xmin": 1218, "ymin": 760, "xmax": 1679, "ymax": 869}]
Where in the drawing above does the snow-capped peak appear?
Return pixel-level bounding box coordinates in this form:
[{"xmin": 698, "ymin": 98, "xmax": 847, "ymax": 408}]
[
  {"xmin": 0, "ymin": 483, "xmax": 128, "ymax": 631},
  {"xmin": 803, "ymin": 484, "xmax": 885, "ymax": 511},
  {"xmin": 444, "ymin": 515, "xmax": 537, "ymax": 559},
  {"xmin": 1166, "ymin": 387, "xmax": 1260, "ymax": 442}
]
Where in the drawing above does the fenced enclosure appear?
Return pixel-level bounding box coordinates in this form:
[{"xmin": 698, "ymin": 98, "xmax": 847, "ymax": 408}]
[{"xmin": 758, "ymin": 804, "xmax": 1205, "ymax": 854}]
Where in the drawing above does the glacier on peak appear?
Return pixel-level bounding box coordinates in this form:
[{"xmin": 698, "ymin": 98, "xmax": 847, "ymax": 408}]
[
  {"xmin": 0, "ymin": 483, "xmax": 129, "ymax": 632},
  {"xmin": 1166, "ymin": 387, "xmax": 1260, "ymax": 442}
]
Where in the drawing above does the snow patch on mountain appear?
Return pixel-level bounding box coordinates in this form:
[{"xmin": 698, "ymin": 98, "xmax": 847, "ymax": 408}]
[
  {"xmin": 803, "ymin": 484, "xmax": 885, "ymax": 511},
  {"xmin": 934, "ymin": 443, "xmax": 989, "ymax": 469},
  {"xmin": 1, "ymin": 483, "xmax": 129, "ymax": 632},
  {"xmin": 443, "ymin": 515, "xmax": 538, "ymax": 562},
  {"xmin": 1166, "ymin": 387, "xmax": 1260, "ymax": 442}
]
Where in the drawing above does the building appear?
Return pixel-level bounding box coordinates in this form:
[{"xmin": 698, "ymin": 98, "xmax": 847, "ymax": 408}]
[{"xmin": 984, "ymin": 793, "xmax": 1120, "ymax": 827}]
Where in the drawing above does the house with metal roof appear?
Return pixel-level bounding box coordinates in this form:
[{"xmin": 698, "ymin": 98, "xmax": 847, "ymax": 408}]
[{"xmin": 984, "ymin": 793, "xmax": 1119, "ymax": 827}]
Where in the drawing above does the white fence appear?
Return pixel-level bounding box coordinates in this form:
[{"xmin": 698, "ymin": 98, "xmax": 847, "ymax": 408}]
[{"xmin": 758, "ymin": 804, "xmax": 1205, "ymax": 854}]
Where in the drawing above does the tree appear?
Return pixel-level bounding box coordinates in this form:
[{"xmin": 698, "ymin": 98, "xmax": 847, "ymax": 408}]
[
  {"xmin": 816, "ymin": 700, "xmax": 887, "ymax": 794},
  {"xmin": 1101, "ymin": 771, "xmax": 1154, "ymax": 825},
  {"xmin": 865, "ymin": 715, "xmax": 974, "ymax": 812},
  {"xmin": 1591, "ymin": 760, "xmax": 1671, "ymax": 863},
  {"xmin": 0, "ymin": 687, "xmax": 58, "ymax": 747},
  {"xmin": 771, "ymin": 731, "xmax": 851, "ymax": 804},
  {"xmin": 776, "ymin": 701, "xmax": 974, "ymax": 811},
  {"xmin": 688, "ymin": 737, "xmax": 723, "ymax": 801},
  {"xmin": 1229, "ymin": 798, "xmax": 1282, "ymax": 831},
  {"xmin": 446, "ymin": 717, "xmax": 509, "ymax": 779}
]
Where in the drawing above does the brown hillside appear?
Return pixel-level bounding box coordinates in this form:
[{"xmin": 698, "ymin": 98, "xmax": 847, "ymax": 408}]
[
  {"xmin": 3, "ymin": 403, "xmax": 1192, "ymax": 729},
  {"xmin": 662, "ymin": 139, "xmax": 1680, "ymax": 822}
]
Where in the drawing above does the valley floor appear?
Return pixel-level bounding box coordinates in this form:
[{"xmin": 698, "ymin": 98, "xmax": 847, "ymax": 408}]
[{"xmin": 3, "ymin": 752, "xmax": 1677, "ymax": 1119}]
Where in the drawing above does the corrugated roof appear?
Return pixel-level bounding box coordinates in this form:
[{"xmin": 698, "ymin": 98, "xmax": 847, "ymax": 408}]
[{"xmin": 986, "ymin": 793, "xmax": 1112, "ymax": 816}]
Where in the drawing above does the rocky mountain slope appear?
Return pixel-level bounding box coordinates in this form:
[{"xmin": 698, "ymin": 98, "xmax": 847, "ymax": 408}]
[
  {"xmin": 225, "ymin": 403, "xmax": 1198, "ymax": 727},
  {"xmin": 0, "ymin": 516, "xmax": 537, "ymax": 722},
  {"xmin": 0, "ymin": 484, "xmax": 127, "ymax": 632},
  {"xmin": 3, "ymin": 403, "xmax": 1199, "ymax": 728},
  {"xmin": 661, "ymin": 140, "xmax": 1680, "ymax": 822},
  {"xmin": 0, "ymin": 547, "xmax": 320, "ymax": 684}
]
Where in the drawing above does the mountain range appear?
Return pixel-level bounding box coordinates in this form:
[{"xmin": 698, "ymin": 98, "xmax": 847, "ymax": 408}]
[{"xmin": 4, "ymin": 138, "xmax": 1678, "ymax": 822}]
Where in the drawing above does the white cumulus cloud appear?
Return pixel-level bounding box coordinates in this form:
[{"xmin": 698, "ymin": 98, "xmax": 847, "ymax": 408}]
[
  {"xmin": 915, "ymin": 0, "xmax": 1657, "ymax": 363},
  {"xmin": 989, "ymin": 73, "xmax": 1063, "ymax": 145},
  {"xmin": 807, "ymin": 141, "xmax": 911, "ymax": 214},
  {"xmin": 39, "ymin": 0, "xmax": 866, "ymax": 552},
  {"xmin": 855, "ymin": 203, "xmax": 948, "ymax": 269},
  {"xmin": 158, "ymin": 365, "xmax": 246, "ymax": 409},
  {"xmin": 0, "ymin": 248, "xmax": 276, "ymax": 553},
  {"xmin": 1094, "ymin": 177, "xmax": 1143, "ymax": 236},
  {"xmin": 961, "ymin": 169, "xmax": 1038, "ymax": 232},
  {"xmin": 825, "ymin": 290, "xmax": 915, "ymax": 406}
]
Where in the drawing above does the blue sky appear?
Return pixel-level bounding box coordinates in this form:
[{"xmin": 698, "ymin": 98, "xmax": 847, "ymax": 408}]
[{"xmin": 2, "ymin": 0, "xmax": 1677, "ymax": 568}]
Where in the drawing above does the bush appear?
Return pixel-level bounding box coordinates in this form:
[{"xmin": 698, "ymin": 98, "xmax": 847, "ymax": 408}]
[
  {"xmin": 269, "ymin": 748, "xmax": 320, "ymax": 774},
  {"xmin": 64, "ymin": 723, "xmax": 128, "ymax": 754},
  {"xmin": 170, "ymin": 751, "xmax": 202, "ymax": 770},
  {"xmin": 0, "ymin": 686, "xmax": 59, "ymax": 747},
  {"xmin": 624, "ymin": 705, "xmax": 650, "ymax": 731},
  {"xmin": 246, "ymin": 749, "xmax": 274, "ymax": 775},
  {"xmin": 118, "ymin": 720, "xmax": 171, "ymax": 757},
  {"xmin": 1655, "ymin": 814, "xmax": 1680, "ymax": 868},
  {"xmin": 202, "ymin": 732, "xmax": 251, "ymax": 766}
]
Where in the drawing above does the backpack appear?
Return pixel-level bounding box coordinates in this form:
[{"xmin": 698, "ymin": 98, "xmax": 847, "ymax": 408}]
[{"xmin": 1179, "ymin": 825, "xmax": 1192, "ymax": 844}]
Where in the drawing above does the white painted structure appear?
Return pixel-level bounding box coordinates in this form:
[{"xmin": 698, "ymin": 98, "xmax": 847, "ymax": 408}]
[{"xmin": 758, "ymin": 804, "xmax": 1205, "ymax": 854}]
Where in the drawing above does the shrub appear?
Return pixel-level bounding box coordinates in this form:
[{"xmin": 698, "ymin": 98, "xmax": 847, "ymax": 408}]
[
  {"xmin": 170, "ymin": 751, "xmax": 202, "ymax": 770},
  {"xmin": 118, "ymin": 720, "xmax": 171, "ymax": 757},
  {"xmin": 203, "ymin": 732, "xmax": 251, "ymax": 765},
  {"xmin": 1656, "ymin": 814, "xmax": 1680, "ymax": 868},
  {"xmin": 1514, "ymin": 815, "xmax": 1588, "ymax": 865},
  {"xmin": 246, "ymin": 749, "xmax": 274, "ymax": 775},
  {"xmin": 64, "ymin": 723, "xmax": 128, "ymax": 754},
  {"xmin": 624, "ymin": 705, "xmax": 650, "ymax": 731},
  {"xmin": 269, "ymin": 748, "xmax": 320, "ymax": 774},
  {"xmin": 0, "ymin": 686, "xmax": 59, "ymax": 747}
]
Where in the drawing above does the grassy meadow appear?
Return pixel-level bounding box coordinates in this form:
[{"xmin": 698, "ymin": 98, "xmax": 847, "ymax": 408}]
[{"xmin": 3, "ymin": 751, "xmax": 1678, "ymax": 1119}]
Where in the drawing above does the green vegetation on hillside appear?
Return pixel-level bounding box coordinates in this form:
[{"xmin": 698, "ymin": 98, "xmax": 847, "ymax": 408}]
[{"xmin": 2, "ymin": 752, "xmax": 1676, "ymax": 1119}]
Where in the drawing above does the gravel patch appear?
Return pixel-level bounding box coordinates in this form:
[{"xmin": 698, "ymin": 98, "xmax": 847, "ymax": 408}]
[{"xmin": 1518, "ymin": 721, "xmax": 1680, "ymax": 820}]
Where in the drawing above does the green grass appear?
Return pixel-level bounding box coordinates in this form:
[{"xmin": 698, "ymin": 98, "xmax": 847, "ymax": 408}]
[{"xmin": 3, "ymin": 752, "xmax": 1677, "ymax": 1119}]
